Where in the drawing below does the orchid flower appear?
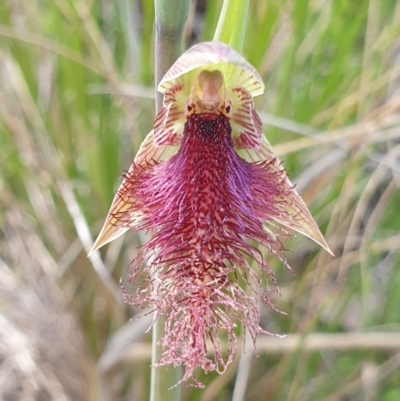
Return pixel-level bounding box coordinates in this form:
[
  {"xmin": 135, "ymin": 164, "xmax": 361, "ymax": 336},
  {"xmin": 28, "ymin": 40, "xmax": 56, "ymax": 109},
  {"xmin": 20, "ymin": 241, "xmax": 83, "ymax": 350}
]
[{"xmin": 90, "ymin": 41, "xmax": 331, "ymax": 387}]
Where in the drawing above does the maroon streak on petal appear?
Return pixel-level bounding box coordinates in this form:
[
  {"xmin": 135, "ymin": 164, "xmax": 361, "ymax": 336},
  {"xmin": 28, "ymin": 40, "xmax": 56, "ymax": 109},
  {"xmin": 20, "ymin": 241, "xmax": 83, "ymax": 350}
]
[
  {"xmin": 153, "ymin": 83, "xmax": 186, "ymax": 147},
  {"xmin": 229, "ymin": 86, "xmax": 263, "ymax": 149}
]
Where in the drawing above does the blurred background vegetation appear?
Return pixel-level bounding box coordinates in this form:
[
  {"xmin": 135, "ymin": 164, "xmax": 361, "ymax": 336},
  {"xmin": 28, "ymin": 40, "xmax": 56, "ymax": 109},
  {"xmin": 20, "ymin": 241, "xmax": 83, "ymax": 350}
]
[{"xmin": 1, "ymin": 0, "xmax": 400, "ymax": 400}]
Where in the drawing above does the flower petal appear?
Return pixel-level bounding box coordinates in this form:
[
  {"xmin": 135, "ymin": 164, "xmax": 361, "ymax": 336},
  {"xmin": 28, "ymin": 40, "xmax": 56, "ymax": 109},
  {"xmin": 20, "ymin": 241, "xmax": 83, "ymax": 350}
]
[
  {"xmin": 158, "ymin": 42, "xmax": 265, "ymax": 98},
  {"xmin": 229, "ymin": 86, "xmax": 262, "ymax": 149},
  {"xmin": 89, "ymin": 130, "xmax": 179, "ymax": 255},
  {"xmin": 236, "ymin": 135, "xmax": 333, "ymax": 255},
  {"xmin": 135, "ymin": 129, "xmax": 180, "ymax": 166},
  {"xmin": 153, "ymin": 84, "xmax": 187, "ymax": 146}
]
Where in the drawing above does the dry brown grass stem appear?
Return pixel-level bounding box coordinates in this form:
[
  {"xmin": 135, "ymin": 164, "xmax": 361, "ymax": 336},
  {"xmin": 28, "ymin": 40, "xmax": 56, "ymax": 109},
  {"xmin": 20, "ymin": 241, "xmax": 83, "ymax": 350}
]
[{"xmin": 116, "ymin": 332, "xmax": 400, "ymax": 365}]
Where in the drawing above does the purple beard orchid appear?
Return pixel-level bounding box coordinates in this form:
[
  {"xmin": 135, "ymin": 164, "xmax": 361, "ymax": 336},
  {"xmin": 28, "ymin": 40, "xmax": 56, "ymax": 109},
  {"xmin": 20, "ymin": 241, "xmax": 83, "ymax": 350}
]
[{"xmin": 90, "ymin": 42, "xmax": 332, "ymax": 387}]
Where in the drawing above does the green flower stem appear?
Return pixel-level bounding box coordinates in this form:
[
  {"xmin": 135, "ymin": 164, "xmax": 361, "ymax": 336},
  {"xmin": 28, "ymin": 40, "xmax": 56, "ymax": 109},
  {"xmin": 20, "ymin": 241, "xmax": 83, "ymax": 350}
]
[
  {"xmin": 154, "ymin": 0, "xmax": 190, "ymax": 112},
  {"xmin": 151, "ymin": 0, "xmax": 190, "ymax": 399},
  {"xmin": 150, "ymin": 316, "xmax": 181, "ymax": 401},
  {"xmin": 213, "ymin": 0, "xmax": 250, "ymax": 53}
]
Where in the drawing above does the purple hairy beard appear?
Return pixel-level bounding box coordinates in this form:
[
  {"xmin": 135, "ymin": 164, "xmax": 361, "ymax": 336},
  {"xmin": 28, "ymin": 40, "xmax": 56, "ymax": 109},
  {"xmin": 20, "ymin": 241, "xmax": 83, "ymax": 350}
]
[{"xmin": 114, "ymin": 112, "xmax": 291, "ymax": 386}]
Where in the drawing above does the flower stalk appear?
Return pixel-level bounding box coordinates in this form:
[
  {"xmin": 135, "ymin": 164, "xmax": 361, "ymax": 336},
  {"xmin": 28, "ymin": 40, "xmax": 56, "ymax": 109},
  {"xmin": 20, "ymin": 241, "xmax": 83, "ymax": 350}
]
[
  {"xmin": 152, "ymin": 0, "xmax": 190, "ymax": 397},
  {"xmin": 154, "ymin": 0, "xmax": 190, "ymax": 111}
]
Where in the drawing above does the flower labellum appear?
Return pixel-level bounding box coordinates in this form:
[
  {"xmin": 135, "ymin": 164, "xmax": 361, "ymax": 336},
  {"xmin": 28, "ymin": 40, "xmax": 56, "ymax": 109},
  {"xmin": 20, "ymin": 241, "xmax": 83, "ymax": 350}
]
[{"xmin": 90, "ymin": 42, "xmax": 332, "ymax": 387}]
